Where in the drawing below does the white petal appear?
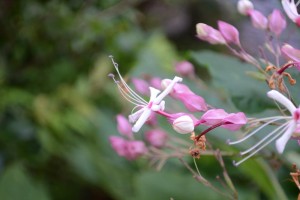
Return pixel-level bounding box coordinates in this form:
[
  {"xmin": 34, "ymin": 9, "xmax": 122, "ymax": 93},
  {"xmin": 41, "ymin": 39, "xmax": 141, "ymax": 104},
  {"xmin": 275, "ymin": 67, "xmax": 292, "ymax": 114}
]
[
  {"xmin": 275, "ymin": 121, "xmax": 296, "ymax": 153},
  {"xmin": 153, "ymin": 76, "xmax": 182, "ymax": 104},
  {"xmin": 129, "ymin": 108, "xmax": 145, "ymax": 123},
  {"xmin": 267, "ymin": 90, "xmax": 296, "ymax": 114},
  {"xmin": 149, "ymin": 87, "xmax": 160, "ymax": 102},
  {"xmin": 132, "ymin": 109, "xmax": 151, "ymax": 132},
  {"xmin": 282, "ymin": 0, "xmax": 298, "ymax": 21}
]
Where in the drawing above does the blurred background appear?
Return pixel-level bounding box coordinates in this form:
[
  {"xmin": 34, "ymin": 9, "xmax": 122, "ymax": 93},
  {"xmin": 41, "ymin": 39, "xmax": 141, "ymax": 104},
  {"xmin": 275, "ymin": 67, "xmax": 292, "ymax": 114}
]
[{"xmin": 0, "ymin": 0, "xmax": 298, "ymax": 199}]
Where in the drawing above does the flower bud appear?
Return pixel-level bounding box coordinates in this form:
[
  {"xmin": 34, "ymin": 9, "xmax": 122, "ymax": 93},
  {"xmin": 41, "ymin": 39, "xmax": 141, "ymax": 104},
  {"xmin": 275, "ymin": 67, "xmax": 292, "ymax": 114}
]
[
  {"xmin": 237, "ymin": 0, "xmax": 254, "ymax": 15},
  {"xmin": 116, "ymin": 114, "xmax": 133, "ymax": 139},
  {"xmin": 175, "ymin": 61, "xmax": 195, "ymax": 77},
  {"xmin": 145, "ymin": 129, "xmax": 168, "ymax": 148},
  {"xmin": 218, "ymin": 21, "xmax": 240, "ymax": 45},
  {"xmin": 109, "ymin": 136, "xmax": 127, "ymax": 157},
  {"xmin": 249, "ymin": 10, "xmax": 268, "ymax": 30},
  {"xmin": 131, "ymin": 78, "xmax": 149, "ymax": 95},
  {"xmin": 150, "ymin": 77, "xmax": 162, "ymax": 90},
  {"xmin": 125, "ymin": 140, "xmax": 148, "ymax": 160},
  {"xmin": 196, "ymin": 23, "xmax": 226, "ymax": 45},
  {"xmin": 176, "ymin": 93, "xmax": 207, "ymax": 112},
  {"xmin": 268, "ymin": 9, "xmax": 286, "ymax": 36},
  {"xmin": 172, "ymin": 115, "xmax": 194, "ymax": 134}
]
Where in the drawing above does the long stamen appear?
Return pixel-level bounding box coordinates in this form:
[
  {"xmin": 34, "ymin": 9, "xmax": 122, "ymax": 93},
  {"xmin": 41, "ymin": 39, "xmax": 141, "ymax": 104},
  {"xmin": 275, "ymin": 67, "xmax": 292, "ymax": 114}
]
[
  {"xmin": 117, "ymin": 84, "xmax": 148, "ymax": 106},
  {"xmin": 108, "ymin": 72, "xmax": 147, "ymax": 106},
  {"xmin": 227, "ymin": 117, "xmax": 286, "ymax": 145},
  {"xmin": 233, "ymin": 124, "xmax": 289, "ymax": 166},
  {"xmin": 109, "ymin": 55, "xmax": 148, "ymax": 105},
  {"xmin": 240, "ymin": 122, "xmax": 289, "ymax": 155}
]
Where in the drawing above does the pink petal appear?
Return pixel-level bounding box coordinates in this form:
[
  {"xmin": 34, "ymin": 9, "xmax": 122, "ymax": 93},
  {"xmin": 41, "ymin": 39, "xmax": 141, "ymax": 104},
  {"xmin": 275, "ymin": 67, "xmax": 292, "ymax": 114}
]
[
  {"xmin": 222, "ymin": 112, "xmax": 248, "ymax": 131},
  {"xmin": 218, "ymin": 21, "xmax": 240, "ymax": 45},
  {"xmin": 125, "ymin": 140, "xmax": 147, "ymax": 160},
  {"xmin": 268, "ymin": 9, "xmax": 286, "ymax": 36},
  {"xmin": 177, "ymin": 93, "xmax": 207, "ymax": 112},
  {"xmin": 131, "ymin": 78, "xmax": 150, "ymax": 95},
  {"xmin": 116, "ymin": 115, "xmax": 133, "ymax": 139},
  {"xmin": 175, "ymin": 61, "xmax": 195, "ymax": 77},
  {"xmin": 249, "ymin": 10, "xmax": 268, "ymax": 30},
  {"xmin": 145, "ymin": 129, "xmax": 168, "ymax": 148},
  {"xmin": 200, "ymin": 109, "xmax": 229, "ymax": 125},
  {"xmin": 109, "ymin": 136, "xmax": 127, "ymax": 157},
  {"xmin": 281, "ymin": 44, "xmax": 300, "ymax": 63}
]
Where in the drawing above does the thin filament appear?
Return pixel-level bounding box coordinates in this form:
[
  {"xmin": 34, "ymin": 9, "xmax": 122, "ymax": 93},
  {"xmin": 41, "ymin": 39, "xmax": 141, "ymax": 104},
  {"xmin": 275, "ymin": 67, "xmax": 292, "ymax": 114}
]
[
  {"xmin": 240, "ymin": 121, "xmax": 289, "ymax": 155},
  {"xmin": 109, "ymin": 56, "xmax": 148, "ymax": 104},
  {"xmin": 228, "ymin": 117, "xmax": 286, "ymax": 145},
  {"xmin": 233, "ymin": 124, "xmax": 289, "ymax": 166}
]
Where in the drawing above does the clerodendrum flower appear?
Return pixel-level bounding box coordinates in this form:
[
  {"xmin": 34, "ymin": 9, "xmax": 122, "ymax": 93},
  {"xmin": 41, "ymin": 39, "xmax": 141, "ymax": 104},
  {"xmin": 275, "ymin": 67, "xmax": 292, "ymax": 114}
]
[
  {"xmin": 282, "ymin": 0, "xmax": 300, "ymax": 26},
  {"xmin": 109, "ymin": 55, "xmax": 182, "ymax": 132},
  {"xmin": 228, "ymin": 90, "xmax": 300, "ymax": 166}
]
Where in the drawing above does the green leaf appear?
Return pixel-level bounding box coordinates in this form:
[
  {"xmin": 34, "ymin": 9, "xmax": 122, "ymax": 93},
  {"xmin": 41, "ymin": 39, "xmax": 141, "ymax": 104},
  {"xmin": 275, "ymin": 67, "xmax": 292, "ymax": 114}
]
[
  {"xmin": 190, "ymin": 51, "xmax": 273, "ymax": 114},
  {"xmin": 0, "ymin": 164, "xmax": 50, "ymax": 200}
]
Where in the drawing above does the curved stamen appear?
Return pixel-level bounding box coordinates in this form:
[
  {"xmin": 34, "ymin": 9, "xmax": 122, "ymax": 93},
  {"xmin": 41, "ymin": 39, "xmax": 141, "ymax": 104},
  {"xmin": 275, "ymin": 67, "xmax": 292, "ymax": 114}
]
[
  {"xmin": 233, "ymin": 124, "xmax": 289, "ymax": 166},
  {"xmin": 240, "ymin": 121, "xmax": 289, "ymax": 155},
  {"xmin": 117, "ymin": 85, "xmax": 147, "ymax": 106},
  {"xmin": 109, "ymin": 55, "xmax": 148, "ymax": 105},
  {"xmin": 227, "ymin": 117, "xmax": 287, "ymax": 145}
]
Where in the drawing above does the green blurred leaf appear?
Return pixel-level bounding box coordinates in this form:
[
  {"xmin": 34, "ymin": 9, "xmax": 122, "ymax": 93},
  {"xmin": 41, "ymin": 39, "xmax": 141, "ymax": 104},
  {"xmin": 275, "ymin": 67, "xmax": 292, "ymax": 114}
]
[
  {"xmin": 0, "ymin": 164, "xmax": 50, "ymax": 200},
  {"xmin": 190, "ymin": 51, "xmax": 273, "ymax": 114}
]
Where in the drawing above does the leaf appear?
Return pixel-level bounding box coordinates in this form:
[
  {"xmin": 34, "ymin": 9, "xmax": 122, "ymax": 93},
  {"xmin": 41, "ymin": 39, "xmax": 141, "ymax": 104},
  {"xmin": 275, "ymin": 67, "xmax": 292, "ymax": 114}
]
[
  {"xmin": 190, "ymin": 51, "xmax": 274, "ymax": 114},
  {"xmin": 0, "ymin": 164, "xmax": 50, "ymax": 200}
]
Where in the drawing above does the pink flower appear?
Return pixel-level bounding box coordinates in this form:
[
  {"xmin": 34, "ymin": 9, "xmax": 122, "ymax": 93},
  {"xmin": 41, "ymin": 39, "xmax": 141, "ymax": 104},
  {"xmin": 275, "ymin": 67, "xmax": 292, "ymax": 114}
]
[
  {"xmin": 218, "ymin": 21, "xmax": 240, "ymax": 45},
  {"xmin": 268, "ymin": 9, "xmax": 286, "ymax": 36},
  {"xmin": 150, "ymin": 77, "xmax": 162, "ymax": 90},
  {"xmin": 145, "ymin": 129, "xmax": 168, "ymax": 148},
  {"xmin": 200, "ymin": 109, "xmax": 228, "ymax": 125},
  {"xmin": 131, "ymin": 78, "xmax": 150, "ymax": 95},
  {"xmin": 109, "ymin": 136, "xmax": 127, "ymax": 157},
  {"xmin": 109, "ymin": 136, "xmax": 147, "ymax": 160},
  {"xmin": 282, "ymin": 0, "xmax": 300, "ymax": 26},
  {"xmin": 175, "ymin": 61, "xmax": 195, "ymax": 77},
  {"xmin": 249, "ymin": 10, "xmax": 268, "ymax": 30},
  {"xmin": 125, "ymin": 140, "xmax": 148, "ymax": 160},
  {"xmin": 116, "ymin": 114, "xmax": 133, "ymax": 139},
  {"xmin": 196, "ymin": 23, "xmax": 226, "ymax": 45}
]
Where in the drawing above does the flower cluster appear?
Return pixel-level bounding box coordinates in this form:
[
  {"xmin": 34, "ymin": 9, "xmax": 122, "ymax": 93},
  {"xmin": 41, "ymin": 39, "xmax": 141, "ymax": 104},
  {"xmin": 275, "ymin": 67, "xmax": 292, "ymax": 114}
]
[
  {"xmin": 196, "ymin": 0, "xmax": 300, "ymax": 165},
  {"xmin": 109, "ymin": 0, "xmax": 300, "ymax": 167}
]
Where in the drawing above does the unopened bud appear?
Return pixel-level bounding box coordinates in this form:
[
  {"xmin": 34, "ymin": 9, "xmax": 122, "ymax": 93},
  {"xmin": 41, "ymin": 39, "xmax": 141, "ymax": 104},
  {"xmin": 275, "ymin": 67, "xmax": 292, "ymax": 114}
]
[
  {"xmin": 175, "ymin": 61, "xmax": 195, "ymax": 77},
  {"xmin": 237, "ymin": 0, "xmax": 254, "ymax": 15},
  {"xmin": 172, "ymin": 115, "xmax": 194, "ymax": 134}
]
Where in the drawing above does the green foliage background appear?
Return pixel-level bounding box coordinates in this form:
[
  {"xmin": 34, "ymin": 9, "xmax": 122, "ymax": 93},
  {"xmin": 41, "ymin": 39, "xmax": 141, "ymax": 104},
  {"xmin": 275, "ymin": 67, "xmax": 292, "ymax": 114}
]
[{"xmin": 0, "ymin": 0, "xmax": 299, "ymax": 199}]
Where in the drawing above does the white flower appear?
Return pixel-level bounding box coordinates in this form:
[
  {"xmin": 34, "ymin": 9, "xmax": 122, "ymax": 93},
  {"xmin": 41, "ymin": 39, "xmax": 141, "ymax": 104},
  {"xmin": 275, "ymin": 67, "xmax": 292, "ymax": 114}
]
[
  {"xmin": 109, "ymin": 55, "xmax": 182, "ymax": 132},
  {"xmin": 227, "ymin": 90, "xmax": 300, "ymax": 166},
  {"xmin": 282, "ymin": 0, "xmax": 300, "ymax": 25}
]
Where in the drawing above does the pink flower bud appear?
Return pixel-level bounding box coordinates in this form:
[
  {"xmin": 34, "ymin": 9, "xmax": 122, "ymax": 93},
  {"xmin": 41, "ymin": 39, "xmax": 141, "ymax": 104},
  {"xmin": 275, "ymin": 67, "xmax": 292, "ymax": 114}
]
[
  {"xmin": 172, "ymin": 115, "xmax": 195, "ymax": 134},
  {"xmin": 116, "ymin": 115, "xmax": 133, "ymax": 139},
  {"xmin": 145, "ymin": 129, "xmax": 168, "ymax": 148},
  {"xmin": 268, "ymin": 9, "xmax": 286, "ymax": 36},
  {"xmin": 175, "ymin": 61, "xmax": 195, "ymax": 77},
  {"xmin": 249, "ymin": 10, "xmax": 268, "ymax": 30},
  {"xmin": 281, "ymin": 44, "xmax": 300, "ymax": 63},
  {"xmin": 131, "ymin": 78, "xmax": 150, "ymax": 95},
  {"xmin": 222, "ymin": 112, "xmax": 247, "ymax": 131},
  {"xmin": 176, "ymin": 93, "xmax": 207, "ymax": 112},
  {"xmin": 109, "ymin": 136, "xmax": 127, "ymax": 157},
  {"xmin": 218, "ymin": 21, "xmax": 240, "ymax": 45},
  {"xmin": 125, "ymin": 140, "xmax": 147, "ymax": 160},
  {"xmin": 150, "ymin": 77, "xmax": 162, "ymax": 90},
  {"xmin": 237, "ymin": 0, "xmax": 254, "ymax": 15},
  {"xmin": 196, "ymin": 23, "xmax": 226, "ymax": 45}
]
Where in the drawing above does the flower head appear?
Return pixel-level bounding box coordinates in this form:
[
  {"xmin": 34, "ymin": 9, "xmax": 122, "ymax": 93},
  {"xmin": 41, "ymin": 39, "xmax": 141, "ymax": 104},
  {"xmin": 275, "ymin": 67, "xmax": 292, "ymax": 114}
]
[
  {"xmin": 237, "ymin": 0, "xmax": 254, "ymax": 15},
  {"xmin": 268, "ymin": 9, "xmax": 286, "ymax": 36},
  {"xmin": 172, "ymin": 115, "xmax": 195, "ymax": 134},
  {"xmin": 196, "ymin": 23, "xmax": 226, "ymax": 45},
  {"xmin": 109, "ymin": 56, "xmax": 182, "ymax": 133},
  {"xmin": 228, "ymin": 90, "xmax": 299, "ymax": 166}
]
